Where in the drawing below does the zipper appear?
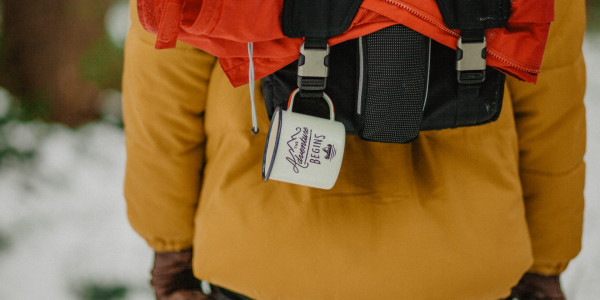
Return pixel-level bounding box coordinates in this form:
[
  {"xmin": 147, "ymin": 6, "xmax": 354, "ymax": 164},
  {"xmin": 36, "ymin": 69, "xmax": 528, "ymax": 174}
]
[
  {"xmin": 381, "ymin": 0, "xmax": 540, "ymax": 75},
  {"xmin": 487, "ymin": 51, "xmax": 540, "ymax": 75}
]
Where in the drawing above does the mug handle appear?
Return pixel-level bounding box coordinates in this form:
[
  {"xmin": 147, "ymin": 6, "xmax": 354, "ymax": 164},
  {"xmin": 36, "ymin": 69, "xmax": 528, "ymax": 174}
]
[{"xmin": 286, "ymin": 88, "xmax": 335, "ymax": 122}]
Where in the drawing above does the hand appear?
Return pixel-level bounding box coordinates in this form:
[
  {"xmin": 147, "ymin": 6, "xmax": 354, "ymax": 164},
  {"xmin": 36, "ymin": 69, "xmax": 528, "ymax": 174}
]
[
  {"xmin": 151, "ymin": 249, "xmax": 215, "ymax": 300},
  {"xmin": 504, "ymin": 272, "xmax": 566, "ymax": 300}
]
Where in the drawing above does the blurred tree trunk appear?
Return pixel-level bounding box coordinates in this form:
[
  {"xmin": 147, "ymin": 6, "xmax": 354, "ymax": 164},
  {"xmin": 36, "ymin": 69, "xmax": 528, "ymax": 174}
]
[{"xmin": 1, "ymin": 0, "xmax": 114, "ymax": 127}]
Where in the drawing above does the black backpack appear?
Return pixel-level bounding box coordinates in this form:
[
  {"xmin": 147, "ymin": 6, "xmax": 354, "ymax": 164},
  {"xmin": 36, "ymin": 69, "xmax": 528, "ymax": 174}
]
[{"xmin": 261, "ymin": 0, "xmax": 510, "ymax": 143}]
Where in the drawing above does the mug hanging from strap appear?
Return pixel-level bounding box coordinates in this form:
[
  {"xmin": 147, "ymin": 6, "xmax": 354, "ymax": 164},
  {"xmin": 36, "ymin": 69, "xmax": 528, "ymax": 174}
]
[{"xmin": 281, "ymin": 0, "xmax": 363, "ymax": 106}]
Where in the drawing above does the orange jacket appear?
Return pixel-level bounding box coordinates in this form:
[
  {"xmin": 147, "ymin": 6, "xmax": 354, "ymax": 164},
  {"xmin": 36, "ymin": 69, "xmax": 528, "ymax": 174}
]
[{"xmin": 137, "ymin": 0, "xmax": 554, "ymax": 86}]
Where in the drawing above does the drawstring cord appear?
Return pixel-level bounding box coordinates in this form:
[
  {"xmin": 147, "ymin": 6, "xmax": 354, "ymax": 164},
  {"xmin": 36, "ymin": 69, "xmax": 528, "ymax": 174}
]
[{"xmin": 248, "ymin": 42, "xmax": 259, "ymax": 134}]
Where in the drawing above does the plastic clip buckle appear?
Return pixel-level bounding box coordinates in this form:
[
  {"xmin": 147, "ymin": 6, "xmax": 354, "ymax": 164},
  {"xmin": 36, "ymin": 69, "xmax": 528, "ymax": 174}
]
[
  {"xmin": 297, "ymin": 42, "xmax": 330, "ymax": 91},
  {"xmin": 457, "ymin": 37, "xmax": 487, "ymax": 84}
]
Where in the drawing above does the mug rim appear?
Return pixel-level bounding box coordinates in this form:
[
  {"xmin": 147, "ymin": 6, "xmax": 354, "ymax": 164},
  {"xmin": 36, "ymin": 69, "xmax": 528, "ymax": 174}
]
[{"xmin": 262, "ymin": 106, "xmax": 284, "ymax": 181}]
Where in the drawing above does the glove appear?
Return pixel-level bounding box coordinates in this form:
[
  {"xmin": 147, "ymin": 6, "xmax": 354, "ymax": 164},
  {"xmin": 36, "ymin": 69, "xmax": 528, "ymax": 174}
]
[
  {"xmin": 504, "ymin": 272, "xmax": 566, "ymax": 300},
  {"xmin": 151, "ymin": 249, "xmax": 216, "ymax": 300}
]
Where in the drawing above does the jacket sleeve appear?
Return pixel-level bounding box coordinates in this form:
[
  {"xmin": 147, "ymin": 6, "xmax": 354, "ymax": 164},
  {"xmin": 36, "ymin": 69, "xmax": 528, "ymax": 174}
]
[
  {"xmin": 506, "ymin": 0, "xmax": 587, "ymax": 275},
  {"xmin": 122, "ymin": 0, "xmax": 218, "ymax": 252}
]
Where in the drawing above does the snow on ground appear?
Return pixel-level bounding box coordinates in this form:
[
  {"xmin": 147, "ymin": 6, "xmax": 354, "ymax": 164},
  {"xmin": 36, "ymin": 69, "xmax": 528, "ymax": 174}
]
[
  {"xmin": 0, "ymin": 31, "xmax": 598, "ymax": 300},
  {"xmin": 0, "ymin": 122, "xmax": 153, "ymax": 300}
]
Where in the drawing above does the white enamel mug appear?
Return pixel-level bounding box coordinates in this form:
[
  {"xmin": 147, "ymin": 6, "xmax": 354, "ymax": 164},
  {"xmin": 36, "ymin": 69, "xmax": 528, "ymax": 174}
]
[{"xmin": 262, "ymin": 89, "xmax": 346, "ymax": 189}]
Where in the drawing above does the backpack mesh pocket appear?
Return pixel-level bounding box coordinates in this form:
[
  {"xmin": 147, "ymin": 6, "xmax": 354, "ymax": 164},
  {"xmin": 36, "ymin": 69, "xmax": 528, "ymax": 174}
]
[
  {"xmin": 356, "ymin": 24, "xmax": 430, "ymax": 143},
  {"xmin": 261, "ymin": 24, "xmax": 505, "ymax": 144}
]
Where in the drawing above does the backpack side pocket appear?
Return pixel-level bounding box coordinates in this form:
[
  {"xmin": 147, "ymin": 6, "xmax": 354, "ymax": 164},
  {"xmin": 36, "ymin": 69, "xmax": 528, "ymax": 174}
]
[{"xmin": 356, "ymin": 24, "xmax": 431, "ymax": 143}]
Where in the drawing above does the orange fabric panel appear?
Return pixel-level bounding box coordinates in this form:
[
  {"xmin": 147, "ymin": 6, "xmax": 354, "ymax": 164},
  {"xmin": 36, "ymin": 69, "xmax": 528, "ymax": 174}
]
[{"xmin": 135, "ymin": 0, "xmax": 553, "ymax": 85}]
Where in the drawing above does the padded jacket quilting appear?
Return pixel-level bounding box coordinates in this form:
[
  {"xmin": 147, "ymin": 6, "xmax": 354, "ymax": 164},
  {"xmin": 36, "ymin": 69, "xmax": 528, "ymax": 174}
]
[{"xmin": 122, "ymin": 0, "xmax": 586, "ymax": 298}]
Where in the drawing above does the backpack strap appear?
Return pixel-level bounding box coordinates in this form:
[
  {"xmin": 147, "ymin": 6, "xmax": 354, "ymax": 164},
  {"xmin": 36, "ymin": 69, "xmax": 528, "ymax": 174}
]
[
  {"xmin": 297, "ymin": 37, "xmax": 329, "ymax": 98},
  {"xmin": 456, "ymin": 29, "xmax": 486, "ymax": 125},
  {"xmin": 281, "ymin": 0, "xmax": 363, "ymax": 100},
  {"xmin": 434, "ymin": 0, "xmax": 510, "ymax": 126},
  {"xmin": 281, "ymin": 0, "xmax": 363, "ymax": 39}
]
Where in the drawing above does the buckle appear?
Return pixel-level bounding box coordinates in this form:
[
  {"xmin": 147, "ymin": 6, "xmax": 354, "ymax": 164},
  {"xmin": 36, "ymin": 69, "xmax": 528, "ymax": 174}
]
[
  {"xmin": 457, "ymin": 37, "xmax": 487, "ymax": 84},
  {"xmin": 297, "ymin": 42, "xmax": 330, "ymax": 91}
]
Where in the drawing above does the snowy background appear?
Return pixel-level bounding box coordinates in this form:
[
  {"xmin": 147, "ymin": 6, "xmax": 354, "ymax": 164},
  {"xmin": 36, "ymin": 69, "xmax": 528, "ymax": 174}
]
[{"xmin": 0, "ymin": 3, "xmax": 598, "ymax": 300}]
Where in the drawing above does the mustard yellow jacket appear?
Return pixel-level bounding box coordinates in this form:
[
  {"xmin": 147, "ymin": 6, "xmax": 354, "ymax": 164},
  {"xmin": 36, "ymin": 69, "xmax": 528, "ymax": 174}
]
[{"xmin": 122, "ymin": 0, "xmax": 587, "ymax": 298}]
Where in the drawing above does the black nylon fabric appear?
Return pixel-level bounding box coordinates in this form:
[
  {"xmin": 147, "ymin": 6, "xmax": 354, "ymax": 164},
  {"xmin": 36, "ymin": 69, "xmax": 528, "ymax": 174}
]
[
  {"xmin": 422, "ymin": 39, "xmax": 504, "ymax": 130},
  {"xmin": 261, "ymin": 26, "xmax": 505, "ymax": 142},
  {"xmin": 357, "ymin": 24, "xmax": 429, "ymax": 143},
  {"xmin": 281, "ymin": 0, "xmax": 363, "ymax": 38},
  {"xmin": 434, "ymin": 0, "xmax": 510, "ymax": 30}
]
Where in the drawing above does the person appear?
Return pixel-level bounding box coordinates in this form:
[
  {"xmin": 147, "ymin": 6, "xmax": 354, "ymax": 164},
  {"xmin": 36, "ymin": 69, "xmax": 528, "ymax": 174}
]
[{"xmin": 121, "ymin": 0, "xmax": 587, "ymax": 298}]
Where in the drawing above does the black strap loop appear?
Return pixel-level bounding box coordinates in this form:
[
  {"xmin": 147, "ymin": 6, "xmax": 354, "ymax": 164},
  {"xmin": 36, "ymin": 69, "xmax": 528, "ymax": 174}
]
[
  {"xmin": 281, "ymin": 0, "xmax": 363, "ymax": 38},
  {"xmin": 455, "ymin": 30, "xmax": 486, "ymax": 126},
  {"xmin": 456, "ymin": 83, "xmax": 481, "ymax": 126},
  {"xmin": 434, "ymin": 0, "xmax": 510, "ymax": 125},
  {"xmin": 304, "ymin": 37, "xmax": 329, "ymax": 49},
  {"xmin": 297, "ymin": 37, "xmax": 329, "ymax": 98},
  {"xmin": 281, "ymin": 0, "xmax": 361, "ymax": 104}
]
